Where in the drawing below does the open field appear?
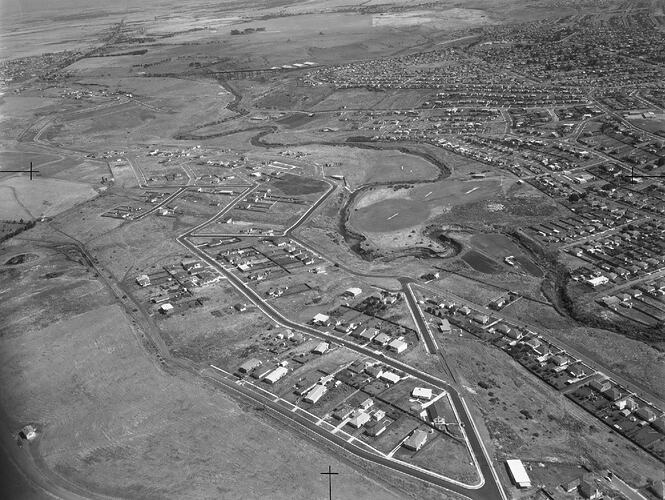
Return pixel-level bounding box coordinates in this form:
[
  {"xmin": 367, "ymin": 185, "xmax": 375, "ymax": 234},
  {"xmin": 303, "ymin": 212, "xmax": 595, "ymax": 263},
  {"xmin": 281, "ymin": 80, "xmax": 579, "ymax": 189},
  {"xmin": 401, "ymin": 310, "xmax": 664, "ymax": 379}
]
[
  {"xmin": 0, "ymin": 176, "xmax": 97, "ymax": 219},
  {"xmin": 0, "ymin": 237, "xmax": 407, "ymax": 500}
]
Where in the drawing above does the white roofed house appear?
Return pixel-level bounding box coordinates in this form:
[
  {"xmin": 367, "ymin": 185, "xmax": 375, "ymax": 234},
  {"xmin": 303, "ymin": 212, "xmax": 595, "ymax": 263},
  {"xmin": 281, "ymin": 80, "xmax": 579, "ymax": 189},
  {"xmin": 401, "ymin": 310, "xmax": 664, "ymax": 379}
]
[
  {"xmin": 387, "ymin": 338, "xmax": 408, "ymax": 354},
  {"xmin": 411, "ymin": 387, "xmax": 433, "ymax": 400},
  {"xmin": 506, "ymin": 459, "xmax": 531, "ymax": 488},
  {"xmin": 264, "ymin": 366, "xmax": 288, "ymax": 384},
  {"xmin": 312, "ymin": 342, "xmax": 329, "ymax": 354},
  {"xmin": 303, "ymin": 384, "xmax": 328, "ymax": 404}
]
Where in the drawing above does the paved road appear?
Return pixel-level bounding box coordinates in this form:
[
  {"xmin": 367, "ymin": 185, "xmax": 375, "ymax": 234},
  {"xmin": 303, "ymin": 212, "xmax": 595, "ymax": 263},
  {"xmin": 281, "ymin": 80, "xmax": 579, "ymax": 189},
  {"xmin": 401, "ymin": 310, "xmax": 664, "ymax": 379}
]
[{"xmin": 176, "ymin": 233, "xmax": 507, "ymax": 500}]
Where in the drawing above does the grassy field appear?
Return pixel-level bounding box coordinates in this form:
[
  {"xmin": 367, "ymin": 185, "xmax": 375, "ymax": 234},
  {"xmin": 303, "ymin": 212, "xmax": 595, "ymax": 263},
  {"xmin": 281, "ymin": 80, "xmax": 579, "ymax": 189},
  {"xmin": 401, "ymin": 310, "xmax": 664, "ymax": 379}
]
[
  {"xmin": 0, "ymin": 176, "xmax": 97, "ymax": 220},
  {"xmin": 0, "ymin": 237, "xmax": 407, "ymax": 500},
  {"xmin": 439, "ymin": 333, "xmax": 665, "ymax": 489}
]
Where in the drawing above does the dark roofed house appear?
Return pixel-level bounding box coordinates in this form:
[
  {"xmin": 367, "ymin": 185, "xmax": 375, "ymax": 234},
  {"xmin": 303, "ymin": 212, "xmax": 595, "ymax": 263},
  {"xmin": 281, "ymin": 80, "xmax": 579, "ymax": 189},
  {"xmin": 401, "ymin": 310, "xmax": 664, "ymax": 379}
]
[
  {"xmin": 589, "ymin": 379, "xmax": 611, "ymax": 392},
  {"xmin": 635, "ymin": 406, "xmax": 657, "ymax": 422},
  {"xmin": 403, "ymin": 429, "xmax": 428, "ymax": 451},
  {"xmin": 238, "ymin": 358, "xmax": 262, "ymax": 374},
  {"xmin": 602, "ymin": 387, "xmax": 622, "ymax": 401}
]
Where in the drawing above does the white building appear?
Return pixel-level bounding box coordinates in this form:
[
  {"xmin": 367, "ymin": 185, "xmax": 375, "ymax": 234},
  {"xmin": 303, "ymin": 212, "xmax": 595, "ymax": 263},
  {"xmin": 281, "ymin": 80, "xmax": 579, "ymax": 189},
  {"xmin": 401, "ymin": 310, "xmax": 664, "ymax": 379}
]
[
  {"xmin": 506, "ymin": 459, "xmax": 532, "ymax": 488},
  {"xmin": 264, "ymin": 366, "xmax": 288, "ymax": 384},
  {"xmin": 411, "ymin": 387, "xmax": 433, "ymax": 400},
  {"xmin": 304, "ymin": 384, "xmax": 328, "ymax": 404}
]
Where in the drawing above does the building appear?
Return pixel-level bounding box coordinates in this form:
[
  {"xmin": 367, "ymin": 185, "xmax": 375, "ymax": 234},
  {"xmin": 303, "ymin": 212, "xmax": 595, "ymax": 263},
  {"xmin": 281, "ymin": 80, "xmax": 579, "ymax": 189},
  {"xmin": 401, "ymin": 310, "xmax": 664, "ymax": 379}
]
[
  {"xmin": 439, "ymin": 319, "xmax": 451, "ymax": 333},
  {"xmin": 589, "ymin": 379, "xmax": 611, "ymax": 392},
  {"xmin": 264, "ymin": 366, "xmax": 288, "ymax": 384},
  {"xmin": 312, "ymin": 342, "xmax": 329, "ymax": 354},
  {"xmin": 343, "ymin": 287, "xmax": 362, "ymax": 298},
  {"xmin": 579, "ymin": 479, "xmax": 600, "ymax": 499},
  {"xmin": 426, "ymin": 404, "xmax": 446, "ymax": 428},
  {"xmin": 472, "ymin": 313, "xmax": 490, "ymax": 325},
  {"xmin": 586, "ymin": 276, "xmax": 609, "ymax": 287},
  {"xmin": 312, "ymin": 313, "xmax": 330, "ymax": 326},
  {"xmin": 304, "ymin": 384, "xmax": 328, "ymax": 404},
  {"xmin": 411, "ymin": 387, "xmax": 433, "ymax": 400},
  {"xmin": 365, "ymin": 420, "xmax": 388, "ymax": 437},
  {"xmin": 373, "ymin": 333, "xmax": 392, "ymax": 346},
  {"xmin": 387, "ymin": 338, "xmax": 408, "ymax": 354},
  {"xmin": 359, "ymin": 398, "xmax": 374, "ymax": 411},
  {"xmin": 403, "ymin": 429, "xmax": 428, "ymax": 451},
  {"xmin": 506, "ymin": 459, "xmax": 531, "ymax": 488},
  {"xmin": 136, "ymin": 274, "xmax": 151, "ymax": 287},
  {"xmin": 379, "ymin": 371, "xmax": 401, "ymax": 384},
  {"xmin": 333, "ymin": 405, "xmax": 354, "ymax": 420},
  {"xmin": 635, "ymin": 406, "xmax": 657, "ymax": 422},
  {"xmin": 349, "ymin": 411, "xmax": 370, "ymax": 428},
  {"xmin": 159, "ymin": 303, "xmax": 174, "ymax": 315},
  {"xmin": 238, "ymin": 358, "xmax": 262, "ymax": 374}
]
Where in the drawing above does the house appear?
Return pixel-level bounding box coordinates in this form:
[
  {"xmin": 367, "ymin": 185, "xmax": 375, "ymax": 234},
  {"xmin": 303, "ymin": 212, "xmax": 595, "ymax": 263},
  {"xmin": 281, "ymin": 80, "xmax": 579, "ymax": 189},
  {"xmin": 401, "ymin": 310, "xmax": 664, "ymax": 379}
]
[
  {"xmin": 459, "ymin": 306, "xmax": 471, "ymax": 316},
  {"xmin": 343, "ymin": 287, "xmax": 362, "ymax": 298},
  {"xmin": 234, "ymin": 303, "xmax": 247, "ymax": 312},
  {"xmin": 333, "ymin": 405, "xmax": 354, "ymax": 420},
  {"xmin": 136, "ymin": 274, "xmax": 151, "ymax": 287},
  {"xmin": 359, "ymin": 398, "xmax": 374, "ymax": 411},
  {"xmin": 561, "ymin": 478, "xmax": 580, "ymax": 493},
  {"xmin": 373, "ymin": 332, "xmax": 392, "ymax": 346},
  {"xmin": 264, "ymin": 366, "xmax": 288, "ymax": 384},
  {"xmin": 387, "ymin": 338, "xmax": 408, "ymax": 354},
  {"xmin": 589, "ymin": 379, "xmax": 611, "ymax": 392},
  {"xmin": 439, "ymin": 319, "xmax": 451, "ymax": 333},
  {"xmin": 365, "ymin": 420, "xmax": 388, "ymax": 437},
  {"xmin": 650, "ymin": 479, "xmax": 665, "ymax": 500},
  {"xmin": 506, "ymin": 459, "xmax": 532, "ymax": 488},
  {"xmin": 652, "ymin": 416, "xmax": 665, "ymax": 434},
  {"xmin": 614, "ymin": 397, "xmax": 638, "ymax": 411},
  {"xmin": 349, "ymin": 411, "xmax": 370, "ymax": 428},
  {"xmin": 359, "ymin": 329, "xmax": 377, "ymax": 342},
  {"xmin": 304, "ymin": 384, "xmax": 328, "ymax": 404},
  {"xmin": 19, "ymin": 425, "xmax": 38, "ymax": 441},
  {"xmin": 579, "ymin": 479, "xmax": 600, "ymax": 499},
  {"xmin": 159, "ymin": 303, "xmax": 174, "ymax": 315},
  {"xmin": 379, "ymin": 371, "xmax": 401, "ymax": 384},
  {"xmin": 411, "ymin": 387, "xmax": 433, "ymax": 400},
  {"xmin": 372, "ymin": 409, "xmax": 386, "ymax": 421},
  {"xmin": 365, "ymin": 365, "xmax": 384, "ymax": 378},
  {"xmin": 182, "ymin": 258, "xmax": 203, "ymax": 273},
  {"xmin": 312, "ymin": 342, "xmax": 329, "ymax": 354},
  {"xmin": 493, "ymin": 323, "xmax": 512, "ymax": 336},
  {"xmin": 566, "ymin": 364, "xmax": 586, "ymax": 378},
  {"xmin": 471, "ymin": 313, "xmax": 490, "ymax": 325},
  {"xmin": 586, "ymin": 276, "xmax": 609, "ymax": 287},
  {"xmin": 312, "ymin": 313, "xmax": 331, "ymax": 326},
  {"xmin": 403, "ymin": 429, "xmax": 428, "ymax": 451},
  {"xmin": 635, "ymin": 406, "xmax": 657, "ymax": 422},
  {"xmin": 601, "ymin": 387, "xmax": 622, "ymax": 401},
  {"xmin": 238, "ymin": 358, "xmax": 262, "ymax": 374},
  {"xmin": 426, "ymin": 404, "xmax": 446, "ymax": 428}
]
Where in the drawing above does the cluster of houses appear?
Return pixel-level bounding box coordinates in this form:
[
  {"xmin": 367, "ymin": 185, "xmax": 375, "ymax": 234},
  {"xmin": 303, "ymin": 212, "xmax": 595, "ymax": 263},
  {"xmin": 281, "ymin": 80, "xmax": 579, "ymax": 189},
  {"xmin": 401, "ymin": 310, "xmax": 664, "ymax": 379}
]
[
  {"xmin": 217, "ymin": 238, "xmax": 320, "ymax": 279},
  {"xmin": 569, "ymin": 377, "xmax": 665, "ymax": 460},
  {"xmin": 423, "ymin": 292, "xmax": 665, "ymax": 464},
  {"xmin": 569, "ymin": 219, "xmax": 665, "ymax": 289},
  {"xmin": 531, "ymin": 206, "xmax": 639, "ymax": 244}
]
